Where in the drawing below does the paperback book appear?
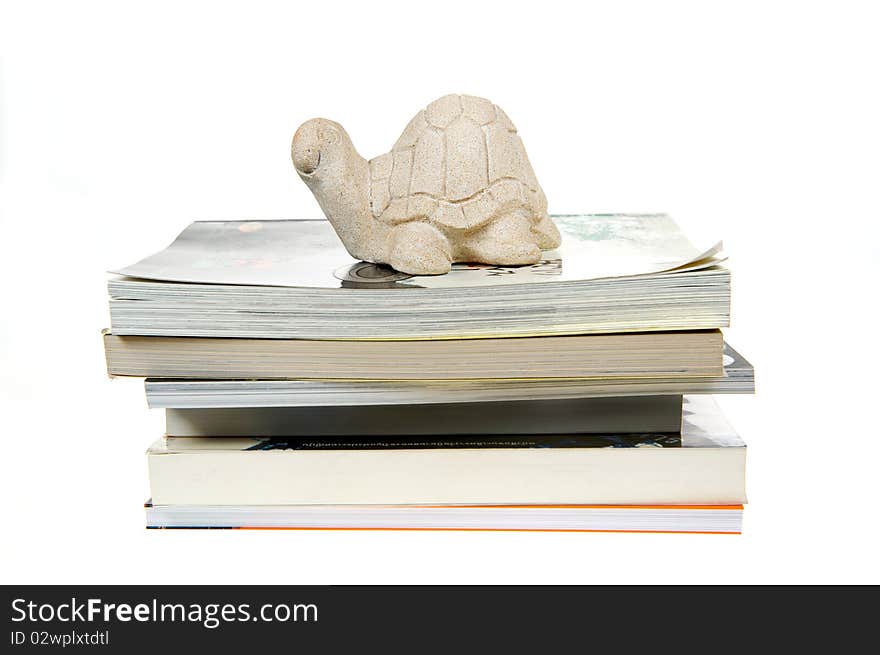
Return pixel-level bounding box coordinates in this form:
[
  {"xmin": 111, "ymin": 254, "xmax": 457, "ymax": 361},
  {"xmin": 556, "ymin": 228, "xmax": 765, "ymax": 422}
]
[
  {"xmin": 105, "ymin": 329, "xmax": 723, "ymax": 380},
  {"xmin": 108, "ymin": 214, "xmax": 729, "ymax": 339},
  {"xmin": 144, "ymin": 343, "xmax": 754, "ymax": 408},
  {"xmin": 145, "ymin": 503, "xmax": 744, "ymax": 533}
]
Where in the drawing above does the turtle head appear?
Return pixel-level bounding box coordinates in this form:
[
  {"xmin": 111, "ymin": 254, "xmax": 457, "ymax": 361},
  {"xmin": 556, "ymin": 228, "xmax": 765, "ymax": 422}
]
[
  {"xmin": 292, "ymin": 118, "xmax": 354, "ymax": 177},
  {"xmin": 291, "ymin": 117, "xmax": 375, "ymax": 261}
]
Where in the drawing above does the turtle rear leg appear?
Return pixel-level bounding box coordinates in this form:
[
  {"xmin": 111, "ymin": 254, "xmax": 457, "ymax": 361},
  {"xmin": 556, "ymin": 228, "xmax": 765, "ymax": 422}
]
[
  {"xmin": 465, "ymin": 210, "xmax": 542, "ymax": 265},
  {"xmin": 388, "ymin": 222, "xmax": 452, "ymax": 275},
  {"xmin": 532, "ymin": 214, "xmax": 562, "ymax": 250}
]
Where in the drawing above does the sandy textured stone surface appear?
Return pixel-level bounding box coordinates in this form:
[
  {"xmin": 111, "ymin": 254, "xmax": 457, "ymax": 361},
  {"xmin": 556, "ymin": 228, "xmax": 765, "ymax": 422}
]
[{"xmin": 292, "ymin": 94, "xmax": 561, "ymax": 275}]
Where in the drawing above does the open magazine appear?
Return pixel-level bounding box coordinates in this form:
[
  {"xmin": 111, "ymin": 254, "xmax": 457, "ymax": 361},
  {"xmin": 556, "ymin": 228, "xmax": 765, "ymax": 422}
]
[{"xmin": 113, "ymin": 214, "xmax": 724, "ymax": 289}]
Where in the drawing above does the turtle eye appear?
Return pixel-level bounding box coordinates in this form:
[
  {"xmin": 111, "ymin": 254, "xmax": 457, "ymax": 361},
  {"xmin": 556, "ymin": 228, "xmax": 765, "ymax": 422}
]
[{"xmin": 322, "ymin": 127, "xmax": 340, "ymax": 146}]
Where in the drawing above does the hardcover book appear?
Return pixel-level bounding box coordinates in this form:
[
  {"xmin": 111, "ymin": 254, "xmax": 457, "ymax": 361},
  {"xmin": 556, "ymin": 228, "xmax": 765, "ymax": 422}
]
[
  {"xmin": 163, "ymin": 395, "xmax": 684, "ymax": 437},
  {"xmin": 147, "ymin": 396, "xmax": 746, "ymax": 506}
]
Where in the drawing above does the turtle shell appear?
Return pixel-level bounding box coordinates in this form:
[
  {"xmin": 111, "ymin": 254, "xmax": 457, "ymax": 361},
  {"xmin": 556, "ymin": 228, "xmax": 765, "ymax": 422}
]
[{"xmin": 369, "ymin": 94, "xmax": 547, "ymax": 230}]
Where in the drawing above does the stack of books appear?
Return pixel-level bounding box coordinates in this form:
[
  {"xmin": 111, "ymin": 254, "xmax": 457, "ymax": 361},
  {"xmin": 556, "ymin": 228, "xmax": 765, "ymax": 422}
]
[{"xmin": 103, "ymin": 214, "xmax": 752, "ymax": 533}]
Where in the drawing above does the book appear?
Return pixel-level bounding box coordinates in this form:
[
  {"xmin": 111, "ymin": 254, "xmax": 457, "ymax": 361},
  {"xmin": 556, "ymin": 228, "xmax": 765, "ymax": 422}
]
[
  {"xmin": 164, "ymin": 395, "xmax": 684, "ymax": 437},
  {"xmin": 147, "ymin": 396, "xmax": 746, "ymax": 506},
  {"xmin": 104, "ymin": 329, "xmax": 723, "ymax": 380},
  {"xmin": 108, "ymin": 214, "xmax": 730, "ymax": 340},
  {"xmin": 145, "ymin": 342, "xmax": 753, "ymax": 409},
  {"xmin": 145, "ymin": 503, "xmax": 744, "ymax": 533}
]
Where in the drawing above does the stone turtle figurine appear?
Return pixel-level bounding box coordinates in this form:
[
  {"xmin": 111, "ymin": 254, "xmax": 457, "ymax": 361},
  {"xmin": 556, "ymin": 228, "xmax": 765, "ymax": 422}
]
[{"xmin": 291, "ymin": 94, "xmax": 561, "ymax": 275}]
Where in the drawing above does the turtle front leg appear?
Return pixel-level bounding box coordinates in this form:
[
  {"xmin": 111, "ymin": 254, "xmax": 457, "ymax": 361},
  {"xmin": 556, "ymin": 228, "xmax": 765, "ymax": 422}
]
[
  {"xmin": 532, "ymin": 214, "xmax": 562, "ymax": 250},
  {"xmin": 387, "ymin": 222, "xmax": 452, "ymax": 275},
  {"xmin": 465, "ymin": 211, "xmax": 542, "ymax": 266}
]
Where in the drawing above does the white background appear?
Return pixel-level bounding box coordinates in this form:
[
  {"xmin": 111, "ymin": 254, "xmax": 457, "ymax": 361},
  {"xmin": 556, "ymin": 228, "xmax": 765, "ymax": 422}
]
[{"xmin": 1, "ymin": 0, "xmax": 878, "ymax": 584}]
